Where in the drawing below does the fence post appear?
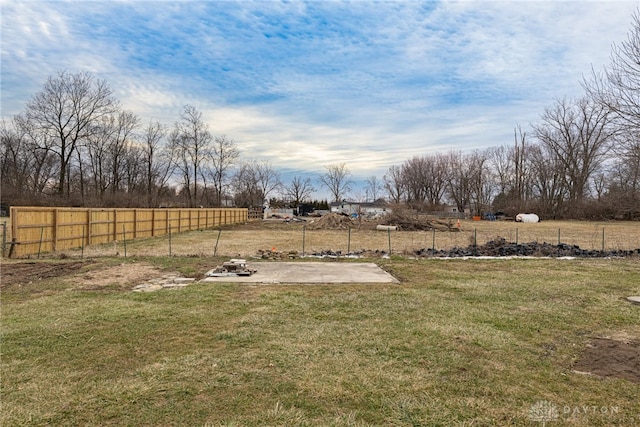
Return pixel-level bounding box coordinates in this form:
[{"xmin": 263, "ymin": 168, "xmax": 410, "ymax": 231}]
[
  {"xmin": 387, "ymin": 228, "xmax": 391, "ymax": 255},
  {"xmin": 214, "ymin": 229, "xmax": 221, "ymax": 256},
  {"xmin": 347, "ymin": 226, "xmax": 351, "ymax": 254},
  {"xmin": 86, "ymin": 209, "xmax": 92, "ymax": 246},
  {"xmin": 122, "ymin": 224, "xmax": 127, "ymax": 258},
  {"xmin": 432, "ymin": 227, "xmax": 435, "ymax": 257},
  {"xmin": 169, "ymin": 226, "xmax": 172, "ymax": 256},
  {"xmin": 474, "ymin": 228, "xmax": 477, "ymax": 256},
  {"xmin": 133, "ymin": 209, "xmax": 138, "ymax": 239},
  {"xmin": 302, "ymin": 225, "xmax": 306, "ymax": 256},
  {"xmin": 113, "ymin": 209, "xmax": 118, "ymax": 242},
  {"xmin": 53, "ymin": 208, "xmax": 59, "ymax": 251},
  {"xmin": 1, "ymin": 221, "xmax": 6, "ymax": 258},
  {"xmin": 38, "ymin": 226, "xmax": 44, "ymax": 259},
  {"xmin": 602, "ymin": 227, "xmax": 605, "ymax": 252}
]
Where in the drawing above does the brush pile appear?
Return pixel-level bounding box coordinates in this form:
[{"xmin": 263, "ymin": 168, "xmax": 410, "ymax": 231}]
[
  {"xmin": 305, "ymin": 213, "xmax": 354, "ymax": 230},
  {"xmin": 377, "ymin": 210, "xmax": 459, "ymax": 231}
]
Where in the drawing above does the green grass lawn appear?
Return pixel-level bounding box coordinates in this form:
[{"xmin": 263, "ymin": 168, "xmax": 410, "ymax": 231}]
[{"xmin": 2, "ymin": 257, "xmax": 639, "ymax": 426}]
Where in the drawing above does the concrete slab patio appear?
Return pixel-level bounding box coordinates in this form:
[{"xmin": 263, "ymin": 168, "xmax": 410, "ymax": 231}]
[{"xmin": 200, "ymin": 261, "xmax": 399, "ymax": 284}]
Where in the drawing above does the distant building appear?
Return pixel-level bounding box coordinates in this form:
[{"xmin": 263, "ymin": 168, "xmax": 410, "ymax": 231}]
[
  {"xmin": 329, "ymin": 200, "xmax": 390, "ymax": 218},
  {"xmin": 443, "ymin": 205, "xmax": 471, "ymax": 216}
]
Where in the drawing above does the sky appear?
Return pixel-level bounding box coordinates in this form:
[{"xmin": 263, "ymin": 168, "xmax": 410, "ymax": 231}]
[{"xmin": 1, "ymin": 0, "xmax": 638, "ymax": 199}]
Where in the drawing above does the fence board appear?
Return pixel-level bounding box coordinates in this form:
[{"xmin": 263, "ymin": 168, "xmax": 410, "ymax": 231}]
[{"xmin": 8, "ymin": 207, "xmax": 248, "ymax": 258}]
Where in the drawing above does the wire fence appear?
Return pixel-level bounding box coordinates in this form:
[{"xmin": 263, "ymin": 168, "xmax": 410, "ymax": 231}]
[{"xmin": 18, "ymin": 220, "xmax": 639, "ymax": 259}]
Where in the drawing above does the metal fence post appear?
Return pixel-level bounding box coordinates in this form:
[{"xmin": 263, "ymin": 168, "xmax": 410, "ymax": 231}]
[
  {"xmin": 431, "ymin": 227, "xmax": 435, "ymax": 257},
  {"xmin": 214, "ymin": 229, "xmax": 221, "ymax": 256},
  {"xmin": 1, "ymin": 221, "xmax": 6, "ymax": 258}
]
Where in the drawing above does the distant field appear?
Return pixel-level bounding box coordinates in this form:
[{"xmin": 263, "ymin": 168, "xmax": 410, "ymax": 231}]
[
  {"xmin": 1, "ymin": 255, "xmax": 638, "ymax": 426},
  {"xmin": 61, "ymin": 218, "xmax": 640, "ymax": 259}
]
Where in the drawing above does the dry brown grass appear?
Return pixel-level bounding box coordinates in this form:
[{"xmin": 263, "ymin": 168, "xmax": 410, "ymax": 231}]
[
  {"xmin": 70, "ymin": 218, "xmax": 640, "ymax": 258},
  {"xmin": 2, "ymin": 255, "xmax": 639, "ymax": 426}
]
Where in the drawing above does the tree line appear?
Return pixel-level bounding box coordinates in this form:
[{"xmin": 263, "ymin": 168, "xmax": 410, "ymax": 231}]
[
  {"xmin": 0, "ymin": 70, "xmax": 345, "ymax": 211},
  {"xmin": 2, "ymin": 13, "xmax": 640, "ymax": 219},
  {"xmin": 380, "ymin": 13, "xmax": 640, "ymax": 220}
]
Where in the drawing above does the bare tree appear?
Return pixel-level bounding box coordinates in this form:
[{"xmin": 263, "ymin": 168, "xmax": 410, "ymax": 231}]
[
  {"xmin": 231, "ymin": 160, "xmax": 281, "ymax": 207},
  {"xmin": 426, "ymin": 153, "xmax": 451, "ymax": 208},
  {"xmin": 140, "ymin": 121, "xmax": 175, "ymax": 207},
  {"xmin": 23, "ymin": 71, "xmax": 118, "ymax": 196},
  {"xmin": 532, "ymin": 96, "xmax": 615, "ymax": 213},
  {"xmin": 364, "ymin": 175, "xmax": 382, "ymax": 201},
  {"xmin": 170, "ymin": 105, "xmax": 212, "ymax": 207},
  {"xmin": 209, "ymin": 135, "xmax": 239, "ymax": 206},
  {"xmin": 84, "ymin": 117, "xmax": 112, "ymax": 200},
  {"xmin": 83, "ymin": 110, "xmax": 140, "ymax": 202},
  {"xmin": 445, "ymin": 150, "xmax": 473, "ymax": 214},
  {"xmin": 401, "ymin": 156, "xmax": 428, "ymax": 206},
  {"xmin": 528, "ymin": 143, "xmax": 566, "ymax": 218},
  {"xmin": 587, "ymin": 11, "xmax": 640, "ymax": 133},
  {"xmin": 467, "ymin": 150, "xmax": 493, "ymax": 216},
  {"xmin": 319, "ymin": 163, "xmax": 353, "ymax": 202},
  {"xmin": 486, "ymin": 145, "xmax": 513, "ymax": 197},
  {"xmin": 1, "ymin": 116, "xmax": 57, "ymax": 200},
  {"xmin": 232, "ymin": 161, "xmax": 261, "ymax": 207},
  {"xmin": 585, "ymin": 12, "xmax": 640, "ymax": 218},
  {"xmin": 254, "ymin": 160, "xmax": 281, "ymax": 202},
  {"xmin": 604, "ymin": 132, "xmax": 640, "ymax": 218},
  {"xmin": 383, "ymin": 164, "xmax": 405, "ymax": 204},
  {"xmin": 400, "ymin": 154, "xmax": 450, "ymax": 210},
  {"xmin": 486, "ymin": 126, "xmax": 532, "ymax": 214},
  {"xmin": 107, "ymin": 110, "xmax": 139, "ymax": 195},
  {"xmin": 283, "ymin": 176, "xmax": 315, "ymax": 206}
]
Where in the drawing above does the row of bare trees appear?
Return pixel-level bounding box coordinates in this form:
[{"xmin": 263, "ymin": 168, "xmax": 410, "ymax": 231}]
[
  {"xmin": 380, "ymin": 13, "xmax": 640, "ymax": 219},
  {"xmin": 0, "ymin": 71, "xmax": 352, "ymax": 210},
  {"xmin": 0, "ymin": 71, "xmax": 285, "ymax": 208},
  {"xmin": 2, "ymin": 12, "xmax": 640, "ymax": 218}
]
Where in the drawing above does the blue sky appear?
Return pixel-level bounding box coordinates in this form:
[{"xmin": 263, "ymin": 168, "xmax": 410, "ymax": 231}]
[{"xmin": 1, "ymin": 0, "xmax": 638, "ymax": 198}]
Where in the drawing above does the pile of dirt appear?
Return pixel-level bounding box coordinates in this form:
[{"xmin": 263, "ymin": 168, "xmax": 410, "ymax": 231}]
[
  {"xmin": 414, "ymin": 237, "xmax": 640, "ymax": 258},
  {"xmin": 306, "ymin": 213, "xmax": 354, "ymax": 230}
]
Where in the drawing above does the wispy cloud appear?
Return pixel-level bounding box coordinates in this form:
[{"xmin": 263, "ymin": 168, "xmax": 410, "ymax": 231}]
[{"xmin": 2, "ymin": 0, "xmax": 637, "ymax": 186}]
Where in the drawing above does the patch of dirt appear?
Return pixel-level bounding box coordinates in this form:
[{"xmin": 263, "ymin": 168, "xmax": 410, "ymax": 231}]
[
  {"xmin": 0, "ymin": 261, "xmax": 92, "ymax": 289},
  {"xmin": 0, "ymin": 260, "xmax": 165, "ymax": 292},
  {"xmin": 71, "ymin": 263, "xmax": 164, "ymax": 291},
  {"xmin": 573, "ymin": 338, "xmax": 640, "ymax": 383}
]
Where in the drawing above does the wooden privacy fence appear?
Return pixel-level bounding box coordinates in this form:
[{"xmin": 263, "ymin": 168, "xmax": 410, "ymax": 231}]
[{"xmin": 8, "ymin": 207, "xmax": 248, "ymax": 258}]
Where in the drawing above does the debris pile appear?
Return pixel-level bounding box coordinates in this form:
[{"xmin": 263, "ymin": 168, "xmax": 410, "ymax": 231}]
[
  {"xmin": 377, "ymin": 210, "xmax": 459, "ymax": 231},
  {"xmin": 254, "ymin": 249, "xmax": 299, "ymax": 260},
  {"xmin": 415, "ymin": 237, "xmax": 640, "ymax": 258},
  {"xmin": 205, "ymin": 259, "xmax": 257, "ymax": 276},
  {"xmin": 306, "ymin": 213, "xmax": 354, "ymax": 230}
]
